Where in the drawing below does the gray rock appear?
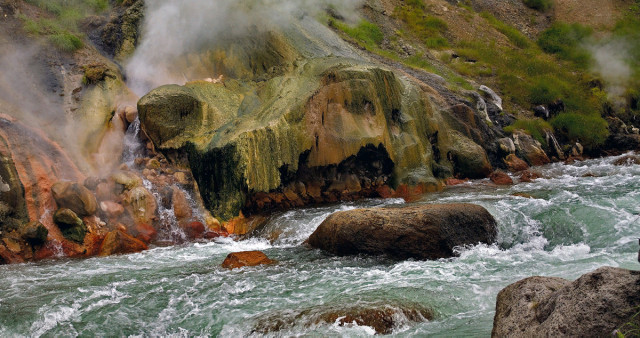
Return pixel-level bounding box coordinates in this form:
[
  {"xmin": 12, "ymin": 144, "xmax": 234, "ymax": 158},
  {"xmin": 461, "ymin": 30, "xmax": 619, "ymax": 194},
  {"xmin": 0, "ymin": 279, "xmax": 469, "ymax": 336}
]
[
  {"xmin": 492, "ymin": 266, "xmax": 640, "ymax": 337},
  {"xmin": 308, "ymin": 203, "xmax": 498, "ymax": 260},
  {"xmin": 479, "ymin": 85, "xmax": 503, "ymax": 111}
]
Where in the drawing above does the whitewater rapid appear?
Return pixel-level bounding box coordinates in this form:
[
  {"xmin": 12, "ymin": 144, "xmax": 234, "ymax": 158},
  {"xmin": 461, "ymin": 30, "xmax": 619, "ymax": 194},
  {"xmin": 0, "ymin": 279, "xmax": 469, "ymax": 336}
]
[{"xmin": 0, "ymin": 154, "xmax": 638, "ymax": 336}]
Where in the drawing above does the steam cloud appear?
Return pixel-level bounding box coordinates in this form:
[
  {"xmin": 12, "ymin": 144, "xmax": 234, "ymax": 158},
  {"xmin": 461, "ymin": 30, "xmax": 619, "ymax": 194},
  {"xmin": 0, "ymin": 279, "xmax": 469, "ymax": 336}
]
[
  {"xmin": 589, "ymin": 39, "xmax": 632, "ymax": 105},
  {"xmin": 125, "ymin": 0, "xmax": 364, "ymax": 95}
]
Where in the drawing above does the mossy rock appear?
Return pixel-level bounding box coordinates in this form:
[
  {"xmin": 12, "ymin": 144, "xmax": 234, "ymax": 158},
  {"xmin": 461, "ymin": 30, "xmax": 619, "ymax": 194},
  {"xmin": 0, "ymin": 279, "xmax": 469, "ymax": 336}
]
[
  {"xmin": 53, "ymin": 208, "xmax": 87, "ymax": 243},
  {"xmin": 137, "ymin": 14, "xmax": 495, "ymax": 221}
]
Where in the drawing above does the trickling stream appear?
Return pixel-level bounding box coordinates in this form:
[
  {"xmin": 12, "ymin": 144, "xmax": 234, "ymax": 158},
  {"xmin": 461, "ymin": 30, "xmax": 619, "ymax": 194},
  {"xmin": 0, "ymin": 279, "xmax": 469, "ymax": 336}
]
[{"xmin": 0, "ymin": 155, "xmax": 638, "ymax": 336}]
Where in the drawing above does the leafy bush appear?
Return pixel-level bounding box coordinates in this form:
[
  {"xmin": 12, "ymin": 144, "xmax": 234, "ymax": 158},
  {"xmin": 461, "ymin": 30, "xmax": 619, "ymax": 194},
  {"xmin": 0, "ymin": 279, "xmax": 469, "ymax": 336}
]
[
  {"xmin": 523, "ymin": 0, "xmax": 553, "ymax": 11},
  {"xmin": 504, "ymin": 118, "xmax": 553, "ymax": 145},
  {"xmin": 537, "ymin": 22, "xmax": 592, "ymax": 68},
  {"xmin": 528, "ymin": 76, "xmax": 566, "ymax": 105},
  {"xmin": 551, "ymin": 112, "xmax": 609, "ymax": 148}
]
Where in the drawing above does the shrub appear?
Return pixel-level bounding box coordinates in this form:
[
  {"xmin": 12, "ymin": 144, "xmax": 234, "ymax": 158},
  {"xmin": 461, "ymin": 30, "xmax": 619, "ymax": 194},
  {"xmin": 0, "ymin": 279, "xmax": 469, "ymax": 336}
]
[
  {"xmin": 528, "ymin": 76, "xmax": 566, "ymax": 105},
  {"xmin": 523, "ymin": 0, "xmax": 553, "ymax": 11},
  {"xmin": 504, "ymin": 118, "xmax": 553, "ymax": 145},
  {"xmin": 537, "ymin": 22, "xmax": 592, "ymax": 67},
  {"xmin": 550, "ymin": 112, "xmax": 609, "ymax": 148}
]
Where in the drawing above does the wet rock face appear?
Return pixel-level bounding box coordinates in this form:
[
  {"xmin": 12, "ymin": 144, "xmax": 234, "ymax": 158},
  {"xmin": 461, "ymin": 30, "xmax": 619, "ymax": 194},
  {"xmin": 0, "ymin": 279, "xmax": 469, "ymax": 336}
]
[
  {"xmin": 492, "ymin": 266, "xmax": 640, "ymax": 337},
  {"xmin": 308, "ymin": 203, "xmax": 497, "ymax": 260},
  {"xmin": 243, "ymin": 144, "xmax": 394, "ymax": 216}
]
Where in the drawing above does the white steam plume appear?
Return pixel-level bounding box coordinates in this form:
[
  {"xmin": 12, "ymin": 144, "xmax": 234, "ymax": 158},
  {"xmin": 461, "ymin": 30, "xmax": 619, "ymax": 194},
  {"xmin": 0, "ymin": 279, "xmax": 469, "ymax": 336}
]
[
  {"xmin": 125, "ymin": 0, "xmax": 364, "ymax": 96},
  {"xmin": 589, "ymin": 39, "xmax": 632, "ymax": 105}
]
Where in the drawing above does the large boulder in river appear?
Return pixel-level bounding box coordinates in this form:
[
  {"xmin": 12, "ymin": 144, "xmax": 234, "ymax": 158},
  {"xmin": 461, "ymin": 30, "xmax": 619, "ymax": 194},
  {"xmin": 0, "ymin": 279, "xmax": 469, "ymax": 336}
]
[
  {"xmin": 307, "ymin": 203, "xmax": 497, "ymax": 260},
  {"xmin": 492, "ymin": 266, "xmax": 640, "ymax": 337}
]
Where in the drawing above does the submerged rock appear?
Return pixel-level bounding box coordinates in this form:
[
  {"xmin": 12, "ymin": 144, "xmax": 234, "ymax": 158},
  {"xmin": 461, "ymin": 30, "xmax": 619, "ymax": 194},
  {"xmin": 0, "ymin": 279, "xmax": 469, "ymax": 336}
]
[
  {"xmin": 252, "ymin": 303, "xmax": 433, "ymax": 335},
  {"xmin": 307, "ymin": 203, "xmax": 497, "ymax": 260},
  {"xmin": 490, "ymin": 171, "xmax": 513, "ymax": 185},
  {"xmin": 492, "ymin": 266, "xmax": 640, "ymax": 337},
  {"xmin": 221, "ymin": 251, "xmax": 274, "ymax": 269}
]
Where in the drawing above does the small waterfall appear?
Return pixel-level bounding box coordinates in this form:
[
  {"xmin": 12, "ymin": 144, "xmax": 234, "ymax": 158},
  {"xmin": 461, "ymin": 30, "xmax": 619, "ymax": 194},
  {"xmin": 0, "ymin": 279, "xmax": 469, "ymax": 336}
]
[
  {"xmin": 121, "ymin": 117, "xmax": 144, "ymax": 167},
  {"xmin": 120, "ymin": 115, "xmax": 207, "ymax": 244}
]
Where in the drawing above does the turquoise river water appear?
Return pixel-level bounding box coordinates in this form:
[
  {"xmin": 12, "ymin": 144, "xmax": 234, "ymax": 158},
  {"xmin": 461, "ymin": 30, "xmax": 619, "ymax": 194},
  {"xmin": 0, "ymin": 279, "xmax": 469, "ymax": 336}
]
[{"xmin": 0, "ymin": 154, "xmax": 639, "ymax": 336}]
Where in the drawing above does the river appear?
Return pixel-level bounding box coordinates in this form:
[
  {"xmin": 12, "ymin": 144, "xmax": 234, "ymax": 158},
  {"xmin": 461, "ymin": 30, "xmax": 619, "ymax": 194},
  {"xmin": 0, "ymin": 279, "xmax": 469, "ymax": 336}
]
[{"xmin": 0, "ymin": 154, "xmax": 638, "ymax": 336}]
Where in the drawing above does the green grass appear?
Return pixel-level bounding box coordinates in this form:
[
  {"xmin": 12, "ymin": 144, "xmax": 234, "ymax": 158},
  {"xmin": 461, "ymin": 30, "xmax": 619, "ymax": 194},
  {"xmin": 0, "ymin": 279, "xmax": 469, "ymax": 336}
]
[
  {"xmin": 550, "ymin": 112, "xmax": 610, "ymax": 148},
  {"xmin": 331, "ymin": 19, "xmax": 384, "ymax": 47},
  {"xmin": 20, "ymin": 0, "xmax": 111, "ymax": 52},
  {"xmin": 537, "ymin": 22, "xmax": 592, "ymax": 68},
  {"xmin": 523, "ymin": 0, "xmax": 553, "ymax": 11},
  {"xmin": 480, "ymin": 12, "xmax": 530, "ymax": 48},
  {"xmin": 396, "ymin": 2, "xmax": 450, "ymax": 49},
  {"xmin": 504, "ymin": 118, "xmax": 552, "ymax": 145}
]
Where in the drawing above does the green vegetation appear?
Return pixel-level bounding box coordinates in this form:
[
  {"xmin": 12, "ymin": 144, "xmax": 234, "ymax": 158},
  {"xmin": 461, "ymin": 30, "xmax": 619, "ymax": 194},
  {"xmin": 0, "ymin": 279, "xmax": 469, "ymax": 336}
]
[
  {"xmin": 551, "ymin": 112, "xmax": 609, "ymax": 147},
  {"xmin": 328, "ymin": 3, "xmax": 612, "ymax": 148},
  {"xmin": 330, "ymin": 19, "xmax": 384, "ymax": 48},
  {"xmin": 396, "ymin": 1, "xmax": 449, "ymax": 49},
  {"xmin": 20, "ymin": 0, "xmax": 111, "ymax": 52},
  {"xmin": 537, "ymin": 22, "xmax": 592, "ymax": 68},
  {"xmin": 480, "ymin": 12, "xmax": 530, "ymax": 48},
  {"xmin": 615, "ymin": 308, "xmax": 640, "ymax": 338},
  {"xmin": 504, "ymin": 118, "xmax": 552, "ymax": 145},
  {"xmin": 523, "ymin": 0, "xmax": 553, "ymax": 11}
]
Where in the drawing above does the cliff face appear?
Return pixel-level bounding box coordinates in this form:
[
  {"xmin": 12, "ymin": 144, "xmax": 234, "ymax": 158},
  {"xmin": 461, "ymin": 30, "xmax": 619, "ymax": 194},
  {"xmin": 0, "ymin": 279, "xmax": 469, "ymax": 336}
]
[{"xmin": 137, "ymin": 14, "xmax": 502, "ymax": 221}]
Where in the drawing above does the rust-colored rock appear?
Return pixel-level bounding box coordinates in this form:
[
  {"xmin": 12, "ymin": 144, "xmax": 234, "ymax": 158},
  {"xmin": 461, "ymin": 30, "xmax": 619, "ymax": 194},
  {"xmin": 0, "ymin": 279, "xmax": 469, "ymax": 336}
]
[
  {"xmin": 172, "ymin": 187, "xmax": 192, "ymax": 222},
  {"xmin": 99, "ymin": 230, "xmax": 148, "ymax": 256},
  {"xmin": 503, "ymin": 154, "xmax": 529, "ymax": 172},
  {"xmin": 100, "ymin": 201, "xmax": 125, "ymax": 219},
  {"xmin": 123, "ymin": 187, "xmax": 157, "ymax": 225},
  {"xmin": 490, "ymin": 171, "xmax": 513, "ymax": 185},
  {"xmin": 222, "ymin": 213, "xmax": 268, "ymax": 236},
  {"xmin": 131, "ymin": 223, "xmax": 157, "ymax": 243},
  {"xmin": 221, "ymin": 250, "xmax": 275, "ymax": 269},
  {"xmin": 95, "ymin": 181, "xmax": 117, "ymax": 202},
  {"xmin": 181, "ymin": 221, "xmax": 205, "ymax": 239},
  {"xmin": 519, "ymin": 170, "xmax": 542, "ymax": 183},
  {"xmin": 445, "ymin": 178, "xmax": 468, "ymax": 186},
  {"xmin": 0, "ymin": 243, "xmax": 25, "ymax": 264}
]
